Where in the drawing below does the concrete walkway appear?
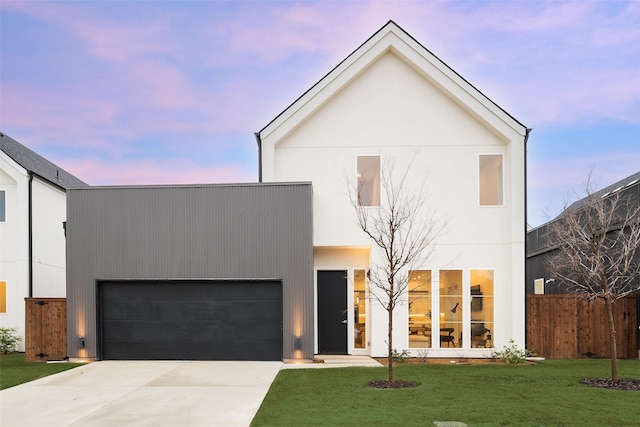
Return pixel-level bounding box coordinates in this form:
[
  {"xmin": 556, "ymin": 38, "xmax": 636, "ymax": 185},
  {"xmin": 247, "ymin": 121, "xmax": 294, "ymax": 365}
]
[
  {"xmin": 282, "ymin": 355, "xmax": 383, "ymax": 369},
  {"xmin": 0, "ymin": 361, "xmax": 282, "ymax": 427}
]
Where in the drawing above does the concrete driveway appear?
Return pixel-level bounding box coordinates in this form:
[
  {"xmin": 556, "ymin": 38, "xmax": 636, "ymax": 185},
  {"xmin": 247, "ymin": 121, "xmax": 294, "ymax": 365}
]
[{"xmin": 0, "ymin": 360, "xmax": 282, "ymax": 427}]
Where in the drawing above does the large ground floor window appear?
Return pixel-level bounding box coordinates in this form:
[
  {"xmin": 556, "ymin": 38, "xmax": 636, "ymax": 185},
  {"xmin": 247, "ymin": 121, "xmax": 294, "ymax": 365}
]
[
  {"xmin": 408, "ymin": 269, "xmax": 494, "ymax": 349},
  {"xmin": 440, "ymin": 270, "xmax": 463, "ymax": 348},
  {"xmin": 408, "ymin": 271, "xmax": 432, "ymax": 348},
  {"xmin": 470, "ymin": 269, "xmax": 494, "ymax": 348},
  {"xmin": 354, "ymin": 269, "xmax": 367, "ymax": 349}
]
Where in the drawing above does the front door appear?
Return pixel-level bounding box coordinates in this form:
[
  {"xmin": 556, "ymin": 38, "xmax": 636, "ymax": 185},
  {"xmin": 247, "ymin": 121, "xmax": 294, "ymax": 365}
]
[{"xmin": 317, "ymin": 270, "xmax": 347, "ymax": 354}]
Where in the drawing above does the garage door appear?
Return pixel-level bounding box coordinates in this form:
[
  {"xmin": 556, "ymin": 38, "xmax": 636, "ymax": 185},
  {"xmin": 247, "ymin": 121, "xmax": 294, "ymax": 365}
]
[{"xmin": 98, "ymin": 280, "xmax": 282, "ymax": 361}]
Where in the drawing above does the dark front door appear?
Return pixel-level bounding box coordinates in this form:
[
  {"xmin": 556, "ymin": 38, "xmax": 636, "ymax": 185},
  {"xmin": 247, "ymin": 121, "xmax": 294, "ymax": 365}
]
[{"xmin": 317, "ymin": 270, "xmax": 347, "ymax": 354}]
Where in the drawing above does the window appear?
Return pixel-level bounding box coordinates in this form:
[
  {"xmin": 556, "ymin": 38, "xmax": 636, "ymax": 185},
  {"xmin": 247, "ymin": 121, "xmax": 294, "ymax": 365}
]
[
  {"xmin": 0, "ymin": 281, "xmax": 6, "ymax": 313},
  {"xmin": 479, "ymin": 154, "xmax": 503, "ymax": 206},
  {"xmin": 440, "ymin": 270, "xmax": 462, "ymax": 348},
  {"xmin": 354, "ymin": 270, "xmax": 367, "ymax": 349},
  {"xmin": 408, "ymin": 270, "xmax": 431, "ymax": 348},
  {"xmin": 470, "ymin": 270, "xmax": 494, "ymax": 348},
  {"xmin": 0, "ymin": 190, "xmax": 5, "ymax": 222},
  {"xmin": 357, "ymin": 156, "xmax": 380, "ymax": 206}
]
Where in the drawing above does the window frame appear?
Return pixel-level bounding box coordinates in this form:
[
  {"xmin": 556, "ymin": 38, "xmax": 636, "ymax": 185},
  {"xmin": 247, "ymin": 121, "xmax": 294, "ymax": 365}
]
[
  {"xmin": 356, "ymin": 155, "xmax": 381, "ymax": 207},
  {"xmin": 478, "ymin": 153, "xmax": 504, "ymax": 207},
  {"xmin": 408, "ymin": 270, "xmax": 432, "ymax": 349},
  {"xmin": 468, "ymin": 269, "xmax": 494, "ymax": 349}
]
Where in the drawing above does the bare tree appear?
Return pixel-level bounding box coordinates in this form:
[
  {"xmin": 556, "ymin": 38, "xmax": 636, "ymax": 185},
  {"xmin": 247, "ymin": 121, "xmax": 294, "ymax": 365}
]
[
  {"xmin": 349, "ymin": 159, "xmax": 445, "ymax": 383},
  {"xmin": 547, "ymin": 175, "xmax": 640, "ymax": 381}
]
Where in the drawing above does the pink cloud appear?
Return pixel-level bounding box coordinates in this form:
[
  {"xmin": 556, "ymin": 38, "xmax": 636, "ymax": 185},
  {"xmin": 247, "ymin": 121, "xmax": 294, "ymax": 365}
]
[
  {"xmin": 56, "ymin": 157, "xmax": 256, "ymax": 186},
  {"xmin": 2, "ymin": 1, "xmax": 176, "ymax": 63},
  {"xmin": 528, "ymin": 150, "xmax": 640, "ymax": 224},
  {"xmin": 3, "ymin": 0, "xmax": 639, "ymax": 154}
]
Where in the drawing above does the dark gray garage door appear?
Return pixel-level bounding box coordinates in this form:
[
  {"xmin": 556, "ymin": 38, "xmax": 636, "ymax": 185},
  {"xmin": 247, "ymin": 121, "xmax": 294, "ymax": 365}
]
[{"xmin": 98, "ymin": 280, "xmax": 282, "ymax": 361}]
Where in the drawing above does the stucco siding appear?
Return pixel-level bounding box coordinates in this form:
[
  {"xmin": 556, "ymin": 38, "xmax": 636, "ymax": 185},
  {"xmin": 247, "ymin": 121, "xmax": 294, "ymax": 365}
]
[
  {"xmin": 259, "ymin": 23, "xmax": 527, "ymax": 356},
  {"xmin": 0, "ymin": 155, "xmax": 29, "ymax": 349},
  {"xmin": 32, "ymin": 177, "xmax": 67, "ymax": 297}
]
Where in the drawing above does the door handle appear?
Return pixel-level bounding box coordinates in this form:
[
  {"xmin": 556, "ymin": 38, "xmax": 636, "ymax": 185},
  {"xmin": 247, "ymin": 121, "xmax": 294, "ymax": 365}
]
[{"xmin": 341, "ymin": 320, "xmax": 348, "ymax": 324}]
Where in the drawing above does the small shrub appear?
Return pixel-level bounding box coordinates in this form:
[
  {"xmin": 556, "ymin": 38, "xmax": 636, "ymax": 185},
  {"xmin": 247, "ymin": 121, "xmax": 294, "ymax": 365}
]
[
  {"xmin": 494, "ymin": 339, "xmax": 528, "ymax": 364},
  {"xmin": 391, "ymin": 348, "xmax": 410, "ymax": 363},
  {"xmin": 0, "ymin": 327, "xmax": 22, "ymax": 354},
  {"xmin": 416, "ymin": 348, "xmax": 431, "ymax": 363}
]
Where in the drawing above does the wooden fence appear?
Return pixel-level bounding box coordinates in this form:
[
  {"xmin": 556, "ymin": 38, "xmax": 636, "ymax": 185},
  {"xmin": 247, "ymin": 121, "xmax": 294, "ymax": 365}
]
[
  {"xmin": 25, "ymin": 298, "xmax": 67, "ymax": 361},
  {"xmin": 527, "ymin": 294, "xmax": 638, "ymax": 359}
]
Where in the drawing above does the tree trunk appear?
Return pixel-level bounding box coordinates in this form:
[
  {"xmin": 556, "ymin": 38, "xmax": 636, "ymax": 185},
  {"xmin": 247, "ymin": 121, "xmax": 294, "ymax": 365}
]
[
  {"xmin": 387, "ymin": 305, "xmax": 393, "ymax": 382},
  {"xmin": 604, "ymin": 297, "xmax": 618, "ymax": 382}
]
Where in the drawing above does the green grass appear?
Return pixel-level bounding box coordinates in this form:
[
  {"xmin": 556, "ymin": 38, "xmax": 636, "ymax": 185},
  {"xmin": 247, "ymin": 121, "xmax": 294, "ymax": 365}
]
[
  {"xmin": 252, "ymin": 359, "xmax": 640, "ymax": 426},
  {"xmin": 0, "ymin": 353, "xmax": 84, "ymax": 390}
]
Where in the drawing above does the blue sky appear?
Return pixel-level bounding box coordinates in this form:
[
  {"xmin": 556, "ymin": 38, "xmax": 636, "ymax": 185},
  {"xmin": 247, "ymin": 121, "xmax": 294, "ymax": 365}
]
[{"xmin": 1, "ymin": 1, "xmax": 639, "ymax": 227}]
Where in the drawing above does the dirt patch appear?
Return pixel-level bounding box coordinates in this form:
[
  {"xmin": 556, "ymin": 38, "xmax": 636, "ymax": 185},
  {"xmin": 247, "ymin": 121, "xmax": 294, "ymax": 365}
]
[{"xmin": 581, "ymin": 378, "xmax": 640, "ymax": 391}]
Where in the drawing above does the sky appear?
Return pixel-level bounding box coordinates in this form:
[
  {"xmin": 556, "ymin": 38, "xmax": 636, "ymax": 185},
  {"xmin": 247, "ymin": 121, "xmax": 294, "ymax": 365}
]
[{"xmin": 1, "ymin": 1, "xmax": 639, "ymax": 228}]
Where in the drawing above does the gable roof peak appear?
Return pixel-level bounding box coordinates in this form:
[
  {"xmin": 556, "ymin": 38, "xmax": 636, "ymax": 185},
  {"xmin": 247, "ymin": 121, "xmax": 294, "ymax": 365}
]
[
  {"xmin": 258, "ymin": 20, "xmax": 527, "ymax": 143},
  {"xmin": 0, "ymin": 132, "xmax": 88, "ymax": 189}
]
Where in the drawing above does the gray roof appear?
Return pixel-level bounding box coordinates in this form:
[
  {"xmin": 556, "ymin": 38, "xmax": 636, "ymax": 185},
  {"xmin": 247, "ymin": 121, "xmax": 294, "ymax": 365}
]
[
  {"xmin": 563, "ymin": 170, "xmax": 640, "ymax": 213},
  {"xmin": 0, "ymin": 132, "xmax": 87, "ymax": 189}
]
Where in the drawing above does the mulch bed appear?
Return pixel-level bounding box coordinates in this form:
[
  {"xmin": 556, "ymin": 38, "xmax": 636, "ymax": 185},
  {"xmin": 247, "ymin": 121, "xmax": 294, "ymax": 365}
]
[
  {"xmin": 374, "ymin": 357, "xmax": 509, "ymax": 365},
  {"xmin": 581, "ymin": 378, "xmax": 640, "ymax": 391},
  {"xmin": 368, "ymin": 379, "xmax": 420, "ymax": 389}
]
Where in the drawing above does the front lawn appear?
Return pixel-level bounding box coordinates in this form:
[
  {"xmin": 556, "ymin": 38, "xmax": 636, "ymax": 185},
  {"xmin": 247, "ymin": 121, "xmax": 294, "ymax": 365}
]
[
  {"xmin": 0, "ymin": 354, "xmax": 84, "ymax": 390},
  {"xmin": 252, "ymin": 359, "xmax": 640, "ymax": 426}
]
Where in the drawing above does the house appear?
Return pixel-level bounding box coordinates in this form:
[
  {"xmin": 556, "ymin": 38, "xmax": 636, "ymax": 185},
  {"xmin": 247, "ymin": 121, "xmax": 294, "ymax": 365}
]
[
  {"xmin": 0, "ymin": 132, "xmax": 87, "ymax": 350},
  {"xmin": 65, "ymin": 20, "xmax": 528, "ymax": 361},
  {"xmin": 526, "ymin": 171, "xmax": 640, "ymax": 358},
  {"xmin": 527, "ymin": 170, "xmax": 640, "ymax": 295},
  {"xmin": 257, "ymin": 20, "xmax": 529, "ymax": 358}
]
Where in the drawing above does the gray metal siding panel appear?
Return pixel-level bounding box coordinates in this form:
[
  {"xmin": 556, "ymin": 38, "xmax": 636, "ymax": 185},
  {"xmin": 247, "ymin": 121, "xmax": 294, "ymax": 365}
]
[{"xmin": 67, "ymin": 183, "xmax": 313, "ymax": 360}]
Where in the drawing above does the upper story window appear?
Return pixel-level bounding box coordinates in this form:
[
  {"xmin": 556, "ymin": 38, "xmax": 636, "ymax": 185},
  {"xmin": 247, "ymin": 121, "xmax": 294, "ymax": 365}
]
[
  {"xmin": 357, "ymin": 156, "xmax": 380, "ymax": 206},
  {"xmin": 0, "ymin": 190, "xmax": 5, "ymax": 222},
  {"xmin": 479, "ymin": 154, "xmax": 503, "ymax": 206}
]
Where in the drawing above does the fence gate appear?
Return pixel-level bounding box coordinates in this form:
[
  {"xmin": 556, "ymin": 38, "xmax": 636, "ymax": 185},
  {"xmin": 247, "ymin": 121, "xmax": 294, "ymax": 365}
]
[
  {"xmin": 25, "ymin": 298, "xmax": 67, "ymax": 361},
  {"xmin": 527, "ymin": 294, "xmax": 638, "ymax": 359}
]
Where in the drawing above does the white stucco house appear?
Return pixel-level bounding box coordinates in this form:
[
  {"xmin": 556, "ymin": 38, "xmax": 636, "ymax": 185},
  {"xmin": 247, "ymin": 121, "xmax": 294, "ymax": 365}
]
[
  {"xmin": 0, "ymin": 132, "xmax": 87, "ymax": 350},
  {"xmin": 257, "ymin": 20, "xmax": 530, "ymax": 358}
]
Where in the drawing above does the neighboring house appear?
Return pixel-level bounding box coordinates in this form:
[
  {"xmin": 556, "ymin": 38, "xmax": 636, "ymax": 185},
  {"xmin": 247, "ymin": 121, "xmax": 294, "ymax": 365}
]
[
  {"xmin": 0, "ymin": 132, "xmax": 87, "ymax": 350},
  {"xmin": 257, "ymin": 21, "xmax": 530, "ymax": 358},
  {"xmin": 527, "ymin": 171, "xmax": 640, "ymax": 294},
  {"xmin": 526, "ymin": 171, "xmax": 640, "ymax": 357}
]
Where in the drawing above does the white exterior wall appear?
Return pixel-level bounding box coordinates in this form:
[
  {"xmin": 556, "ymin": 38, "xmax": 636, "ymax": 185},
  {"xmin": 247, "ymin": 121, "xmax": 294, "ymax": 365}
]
[
  {"xmin": 0, "ymin": 153, "xmax": 69, "ymax": 351},
  {"xmin": 0, "ymin": 153, "xmax": 29, "ymax": 350},
  {"xmin": 32, "ymin": 177, "xmax": 67, "ymax": 297},
  {"xmin": 261, "ymin": 38, "xmax": 526, "ymax": 358}
]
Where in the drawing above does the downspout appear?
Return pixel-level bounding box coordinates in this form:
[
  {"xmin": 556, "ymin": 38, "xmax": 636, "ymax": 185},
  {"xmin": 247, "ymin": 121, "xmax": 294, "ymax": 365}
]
[
  {"xmin": 28, "ymin": 171, "xmax": 34, "ymax": 298},
  {"xmin": 254, "ymin": 132, "xmax": 263, "ymax": 183}
]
